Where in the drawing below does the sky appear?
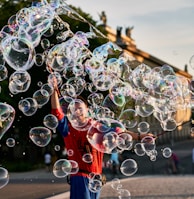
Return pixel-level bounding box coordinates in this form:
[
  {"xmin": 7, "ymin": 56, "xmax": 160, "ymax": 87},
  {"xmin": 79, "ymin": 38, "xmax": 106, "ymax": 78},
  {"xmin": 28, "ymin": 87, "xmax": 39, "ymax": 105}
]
[{"xmin": 66, "ymin": 0, "xmax": 194, "ymax": 76}]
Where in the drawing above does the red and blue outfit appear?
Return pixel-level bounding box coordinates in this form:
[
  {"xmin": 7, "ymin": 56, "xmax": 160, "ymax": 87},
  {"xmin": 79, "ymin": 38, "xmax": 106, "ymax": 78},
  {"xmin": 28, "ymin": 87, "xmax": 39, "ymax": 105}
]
[{"xmin": 52, "ymin": 107, "xmax": 103, "ymax": 199}]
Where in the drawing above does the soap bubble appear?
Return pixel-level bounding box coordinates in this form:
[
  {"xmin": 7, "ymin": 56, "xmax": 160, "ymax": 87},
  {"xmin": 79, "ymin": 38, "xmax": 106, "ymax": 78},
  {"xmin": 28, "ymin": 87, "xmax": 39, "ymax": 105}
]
[
  {"xmin": 29, "ymin": 126, "xmax": 52, "ymax": 147},
  {"xmin": 53, "ymin": 159, "xmax": 72, "ymax": 178},
  {"xmin": 134, "ymin": 143, "xmax": 146, "ymax": 156},
  {"xmin": 9, "ymin": 70, "xmax": 31, "ymax": 94},
  {"xmin": 162, "ymin": 147, "xmax": 172, "ymax": 158},
  {"xmin": 0, "ymin": 103, "xmax": 15, "ymax": 140},
  {"xmin": 32, "ymin": 89, "xmax": 50, "ymax": 108},
  {"xmin": 0, "ymin": 65, "xmax": 8, "ymax": 81},
  {"xmin": 68, "ymin": 160, "xmax": 79, "ymax": 174},
  {"xmin": 43, "ymin": 114, "xmax": 58, "ymax": 131},
  {"xmin": 111, "ymin": 178, "xmax": 122, "ymax": 190},
  {"xmin": 120, "ymin": 159, "xmax": 138, "ymax": 176},
  {"xmin": 118, "ymin": 189, "xmax": 131, "ymax": 199},
  {"xmin": 18, "ymin": 97, "xmax": 38, "ymax": 116},
  {"xmin": 141, "ymin": 136, "xmax": 156, "ymax": 153},
  {"xmin": 82, "ymin": 153, "xmax": 93, "ymax": 163},
  {"xmin": 1, "ymin": 36, "xmax": 35, "ymax": 71},
  {"xmin": 118, "ymin": 109, "xmax": 138, "ymax": 129},
  {"xmin": 88, "ymin": 173, "xmax": 103, "ymax": 193},
  {"xmin": 137, "ymin": 121, "xmax": 150, "ymax": 134},
  {"xmin": 0, "ymin": 167, "xmax": 9, "ymax": 189},
  {"xmin": 116, "ymin": 132, "xmax": 133, "ymax": 151},
  {"xmin": 6, "ymin": 137, "xmax": 16, "ymax": 147},
  {"xmin": 87, "ymin": 118, "xmax": 125, "ymax": 153}
]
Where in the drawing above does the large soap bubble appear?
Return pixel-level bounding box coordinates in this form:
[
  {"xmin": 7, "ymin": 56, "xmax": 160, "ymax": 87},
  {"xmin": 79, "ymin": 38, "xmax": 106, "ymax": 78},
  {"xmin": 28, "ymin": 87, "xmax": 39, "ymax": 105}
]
[
  {"xmin": 0, "ymin": 103, "xmax": 15, "ymax": 140},
  {"xmin": 9, "ymin": 70, "xmax": 31, "ymax": 94},
  {"xmin": 53, "ymin": 158, "xmax": 72, "ymax": 178},
  {"xmin": 43, "ymin": 113, "xmax": 58, "ymax": 131},
  {"xmin": 120, "ymin": 159, "xmax": 138, "ymax": 176},
  {"xmin": 0, "ymin": 167, "xmax": 9, "ymax": 189},
  {"xmin": 32, "ymin": 89, "xmax": 50, "ymax": 108},
  {"xmin": 29, "ymin": 126, "xmax": 52, "ymax": 147},
  {"xmin": 87, "ymin": 118, "xmax": 126, "ymax": 153},
  {"xmin": 1, "ymin": 36, "xmax": 35, "ymax": 71},
  {"xmin": 116, "ymin": 132, "xmax": 133, "ymax": 151},
  {"xmin": 141, "ymin": 135, "xmax": 156, "ymax": 154},
  {"xmin": 18, "ymin": 97, "xmax": 38, "ymax": 116},
  {"xmin": 118, "ymin": 109, "xmax": 138, "ymax": 129}
]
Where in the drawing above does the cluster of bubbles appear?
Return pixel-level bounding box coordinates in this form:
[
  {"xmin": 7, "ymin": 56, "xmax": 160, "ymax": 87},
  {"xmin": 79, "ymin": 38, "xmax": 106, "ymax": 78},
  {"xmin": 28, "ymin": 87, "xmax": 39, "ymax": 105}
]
[
  {"xmin": 0, "ymin": 0, "xmax": 194, "ymax": 194},
  {"xmin": 111, "ymin": 178, "xmax": 131, "ymax": 199},
  {"xmin": 53, "ymin": 158, "xmax": 79, "ymax": 178}
]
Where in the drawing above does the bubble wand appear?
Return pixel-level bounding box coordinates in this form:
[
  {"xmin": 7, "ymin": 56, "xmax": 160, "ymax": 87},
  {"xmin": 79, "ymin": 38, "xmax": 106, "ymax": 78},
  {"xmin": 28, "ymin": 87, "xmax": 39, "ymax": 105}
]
[
  {"xmin": 47, "ymin": 64, "xmax": 61, "ymax": 97},
  {"xmin": 155, "ymin": 120, "xmax": 191, "ymax": 138}
]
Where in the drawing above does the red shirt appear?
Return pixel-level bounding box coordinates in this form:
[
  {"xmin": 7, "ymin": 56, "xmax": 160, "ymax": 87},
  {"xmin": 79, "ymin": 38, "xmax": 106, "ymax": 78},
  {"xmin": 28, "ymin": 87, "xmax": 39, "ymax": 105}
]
[{"xmin": 52, "ymin": 108, "xmax": 104, "ymax": 176}]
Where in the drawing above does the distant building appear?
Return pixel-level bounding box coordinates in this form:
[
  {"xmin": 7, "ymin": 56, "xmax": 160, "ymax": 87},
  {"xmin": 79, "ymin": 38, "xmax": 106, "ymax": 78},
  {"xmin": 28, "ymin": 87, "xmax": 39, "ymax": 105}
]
[
  {"xmin": 106, "ymin": 25, "xmax": 192, "ymax": 79},
  {"xmin": 105, "ymin": 25, "xmax": 193, "ymax": 144}
]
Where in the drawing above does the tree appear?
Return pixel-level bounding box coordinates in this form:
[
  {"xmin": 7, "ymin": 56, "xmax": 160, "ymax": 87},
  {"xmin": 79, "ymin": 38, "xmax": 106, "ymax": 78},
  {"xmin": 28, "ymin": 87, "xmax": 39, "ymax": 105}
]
[
  {"xmin": 0, "ymin": 1, "xmax": 108, "ymax": 168},
  {"xmin": 0, "ymin": 0, "xmax": 31, "ymax": 29}
]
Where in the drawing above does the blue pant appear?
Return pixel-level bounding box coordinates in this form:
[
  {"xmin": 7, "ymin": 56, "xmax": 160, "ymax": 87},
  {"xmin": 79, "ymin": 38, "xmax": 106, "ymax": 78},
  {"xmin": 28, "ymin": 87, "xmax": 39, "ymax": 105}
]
[{"xmin": 70, "ymin": 176, "xmax": 101, "ymax": 199}]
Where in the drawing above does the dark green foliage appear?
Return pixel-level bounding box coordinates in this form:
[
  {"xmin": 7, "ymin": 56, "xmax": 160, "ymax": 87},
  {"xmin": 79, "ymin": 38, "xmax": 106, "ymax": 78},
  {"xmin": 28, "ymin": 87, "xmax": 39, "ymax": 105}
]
[
  {"xmin": 3, "ymin": 160, "xmax": 36, "ymax": 172},
  {"xmin": 0, "ymin": 1, "xmax": 109, "ymax": 169},
  {"xmin": 0, "ymin": 0, "xmax": 31, "ymax": 29}
]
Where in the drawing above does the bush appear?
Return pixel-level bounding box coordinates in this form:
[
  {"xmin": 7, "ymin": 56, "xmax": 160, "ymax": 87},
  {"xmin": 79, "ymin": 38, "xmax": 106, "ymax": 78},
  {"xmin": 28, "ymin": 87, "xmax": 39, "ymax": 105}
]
[{"xmin": 3, "ymin": 161, "xmax": 36, "ymax": 172}]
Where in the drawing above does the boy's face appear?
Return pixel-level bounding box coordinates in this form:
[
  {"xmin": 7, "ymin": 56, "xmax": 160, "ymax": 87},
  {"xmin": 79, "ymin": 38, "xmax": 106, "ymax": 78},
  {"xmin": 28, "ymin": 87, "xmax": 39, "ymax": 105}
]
[
  {"xmin": 67, "ymin": 99, "xmax": 89, "ymax": 127},
  {"xmin": 75, "ymin": 103, "xmax": 88, "ymax": 119},
  {"xmin": 72, "ymin": 102, "xmax": 88, "ymax": 123}
]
